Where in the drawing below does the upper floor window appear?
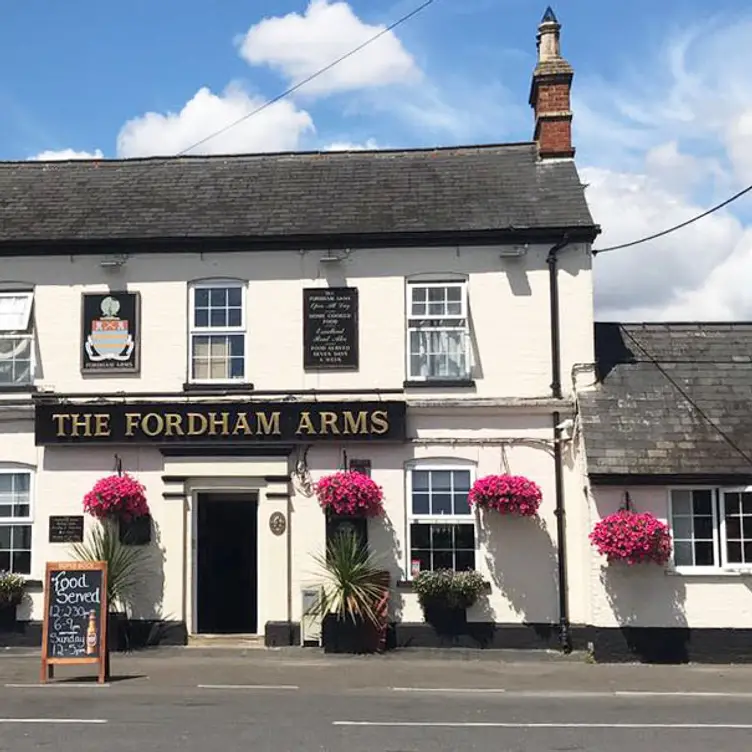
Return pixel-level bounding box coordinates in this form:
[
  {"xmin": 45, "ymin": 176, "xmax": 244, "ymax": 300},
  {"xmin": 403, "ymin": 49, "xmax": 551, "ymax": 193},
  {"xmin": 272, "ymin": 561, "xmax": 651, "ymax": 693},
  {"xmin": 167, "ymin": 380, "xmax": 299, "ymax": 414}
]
[
  {"xmin": 406, "ymin": 282, "xmax": 470, "ymax": 381},
  {"xmin": 188, "ymin": 282, "xmax": 246, "ymax": 382},
  {"xmin": 0, "ymin": 470, "xmax": 33, "ymax": 575},
  {"xmin": 408, "ymin": 465, "xmax": 475, "ymax": 574},
  {"xmin": 669, "ymin": 487, "xmax": 752, "ymax": 571},
  {"xmin": 0, "ymin": 292, "xmax": 34, "ymax": 387}
]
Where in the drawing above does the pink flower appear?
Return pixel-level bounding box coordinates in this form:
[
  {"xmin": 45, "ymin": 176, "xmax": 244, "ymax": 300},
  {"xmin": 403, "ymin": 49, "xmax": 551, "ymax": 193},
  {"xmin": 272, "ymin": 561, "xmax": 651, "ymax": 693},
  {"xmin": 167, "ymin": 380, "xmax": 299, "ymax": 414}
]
[
  {"xmin": 83, "ymin": 474, "xmax": 149, "ymax": 522},
  {"xmin": 314, "ymin": 471, "xmax": 384, "ymax": 517},
  {"xmin": 468, "ymin": 474, "xmax": 542, "ymax": 517},
  {"xmin": 589, "ymin": 510, "xmax": 672, "ymax": 566}
]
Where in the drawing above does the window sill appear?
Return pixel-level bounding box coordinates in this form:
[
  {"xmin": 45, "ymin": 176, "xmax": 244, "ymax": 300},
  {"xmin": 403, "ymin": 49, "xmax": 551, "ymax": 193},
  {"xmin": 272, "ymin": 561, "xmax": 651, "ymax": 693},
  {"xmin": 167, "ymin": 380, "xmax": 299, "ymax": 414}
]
[
  {"xmin": 20, "ymin": 578, "xmax": 43, "ymax": 590},
  {"xmin": 182, "ymin": 382, "xmax": 255, "ymax": 394},
  {"xmin": 665, "ymin": 567, "xmax": 752, "ymax": 577},
  {"xmin": 397, "ymin": 579, "xmax": 492, "ymax": 594},
  {"xmin": 403, "ymin": 379, "xmax": 476, "ymax": 389}
]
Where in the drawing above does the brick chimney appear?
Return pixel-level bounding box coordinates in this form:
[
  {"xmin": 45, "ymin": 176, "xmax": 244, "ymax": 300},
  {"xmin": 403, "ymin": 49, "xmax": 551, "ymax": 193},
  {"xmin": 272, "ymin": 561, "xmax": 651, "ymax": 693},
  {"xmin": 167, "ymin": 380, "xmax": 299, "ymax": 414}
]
[{"xmin": 529, "ymin": 7, "xmax": 574, "ymax": 159}]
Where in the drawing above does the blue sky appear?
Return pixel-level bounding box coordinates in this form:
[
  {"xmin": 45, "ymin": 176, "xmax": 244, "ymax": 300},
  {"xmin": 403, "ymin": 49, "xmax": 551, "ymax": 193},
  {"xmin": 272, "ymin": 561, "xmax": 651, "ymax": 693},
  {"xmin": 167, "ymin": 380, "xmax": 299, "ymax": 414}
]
[{"xmin": 2, "ymin": 0, "xmax": 752, "ymax": 320}]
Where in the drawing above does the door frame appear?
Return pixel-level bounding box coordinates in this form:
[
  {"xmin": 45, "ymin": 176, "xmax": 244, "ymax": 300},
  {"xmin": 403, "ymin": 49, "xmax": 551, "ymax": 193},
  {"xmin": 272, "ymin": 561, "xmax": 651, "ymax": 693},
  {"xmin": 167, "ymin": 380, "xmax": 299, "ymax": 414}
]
[{"xmin": 188, "ymin": 481, "xmax": 261, "ymax": 635}]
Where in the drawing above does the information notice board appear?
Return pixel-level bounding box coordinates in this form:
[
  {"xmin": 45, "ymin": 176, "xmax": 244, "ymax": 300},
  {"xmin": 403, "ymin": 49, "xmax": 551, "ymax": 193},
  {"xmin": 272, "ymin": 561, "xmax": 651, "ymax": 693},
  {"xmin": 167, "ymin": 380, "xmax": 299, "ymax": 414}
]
[
  {"xmin": 303, "ymin": 287, "xmax": 359, "ymax": 369},
  {"xmin": 40, "ymin": 560, "xmax": 108, "ymax": 683}
]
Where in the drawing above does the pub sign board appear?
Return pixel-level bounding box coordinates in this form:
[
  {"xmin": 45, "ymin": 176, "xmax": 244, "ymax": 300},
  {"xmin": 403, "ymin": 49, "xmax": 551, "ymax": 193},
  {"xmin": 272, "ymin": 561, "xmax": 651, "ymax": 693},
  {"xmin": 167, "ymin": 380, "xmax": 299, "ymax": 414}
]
[
  {"xmin": 34, "ymin": 400, "xmax": 407, "ymax": 445},
  {"xmin": 303, "ymin": 287, "xmax": 359, "ymax": 370},
  {"xmin": 81, "ymin": 292, "xmax": 140, "ymax": 374}
]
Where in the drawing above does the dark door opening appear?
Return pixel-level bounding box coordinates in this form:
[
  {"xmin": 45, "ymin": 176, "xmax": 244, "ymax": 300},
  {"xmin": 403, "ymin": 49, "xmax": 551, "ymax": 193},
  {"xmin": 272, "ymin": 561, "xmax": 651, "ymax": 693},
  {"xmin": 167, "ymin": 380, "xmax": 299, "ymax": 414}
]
[{"xmin": 196, "ymin": 493, "xmax": 258, "ymax": 634}]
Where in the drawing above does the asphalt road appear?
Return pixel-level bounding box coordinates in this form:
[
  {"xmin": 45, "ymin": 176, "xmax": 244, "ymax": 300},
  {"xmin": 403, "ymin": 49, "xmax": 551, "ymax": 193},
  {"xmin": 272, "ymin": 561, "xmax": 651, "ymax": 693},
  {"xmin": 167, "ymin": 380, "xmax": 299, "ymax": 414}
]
[{"xmin": 2, "ymin": 649, "xmax": 752, "ymax": 751}]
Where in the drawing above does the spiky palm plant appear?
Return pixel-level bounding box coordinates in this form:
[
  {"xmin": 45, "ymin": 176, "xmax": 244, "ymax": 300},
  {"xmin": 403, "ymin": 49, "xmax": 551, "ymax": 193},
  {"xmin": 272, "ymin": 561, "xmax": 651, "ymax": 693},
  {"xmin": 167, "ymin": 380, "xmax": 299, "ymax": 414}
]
[
  {"xmin": 306, "ymin": 530, "xmax": 389, "ymax": 627},
  {"xmin": 70, "ymin": 520, "xmax": 145, "ymax": 613}
]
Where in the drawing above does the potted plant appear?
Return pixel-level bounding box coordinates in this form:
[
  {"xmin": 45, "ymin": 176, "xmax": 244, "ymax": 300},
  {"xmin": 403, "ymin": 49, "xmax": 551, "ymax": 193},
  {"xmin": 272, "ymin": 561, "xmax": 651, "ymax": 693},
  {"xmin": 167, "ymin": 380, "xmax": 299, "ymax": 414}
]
[
  {"xmin": 70, "ymin": 520, "xmax": 147, "ymax": 654},
  {"xmin": 413, "ymin": 569, "xmax": 486, "ymax": 634},
  {"xmin": 590, "ymin": 509, "xmax": 672, "ymax": 566},
  {"xmin": 468, "ymin": 474, "xmax": 543, "ymax": 517},
  {"xmin": 314, "ymin": 471, "xmax": 384, "ymax": 518},
  {"xmin": 305, "ymin": 530, "xmax": 390, "ymax": 654},
  {"xmin": 0, "ymin": 571, "xmax": 25, "ymax": 631}
]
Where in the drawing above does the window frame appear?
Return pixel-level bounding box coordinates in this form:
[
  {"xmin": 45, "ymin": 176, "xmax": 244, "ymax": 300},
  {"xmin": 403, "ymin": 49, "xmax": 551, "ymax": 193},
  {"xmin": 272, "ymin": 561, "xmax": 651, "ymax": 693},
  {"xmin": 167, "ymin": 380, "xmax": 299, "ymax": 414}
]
[
  {"xmin": 0, "ymin": 290, "xmax": 35, "ymax": 387},
  {"xmin": 187, "ymin": 280, "xmax": 248, "ymax": 384},
  {"xmin": 668, "ymin": 485, "xmax": 752, "ymax": 575},
  {"xmin": 405, "ymin": 280, "xmax": 471, "ymax": 382},
  {"xmin": 0, "ymin": 467, "xmax": 34, "ymax": 577},
  {"xmin": 406, "ymin": 462, "xmax": 477, "ymax": 577}
]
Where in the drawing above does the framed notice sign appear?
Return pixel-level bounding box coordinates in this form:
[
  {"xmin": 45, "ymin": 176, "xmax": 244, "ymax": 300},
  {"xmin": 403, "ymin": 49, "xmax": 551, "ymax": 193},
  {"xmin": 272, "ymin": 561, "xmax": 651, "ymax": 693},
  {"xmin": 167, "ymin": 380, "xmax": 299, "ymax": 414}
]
[
  {"xmin": 40, "ymin": 560, "xmax": 108, "ymax": 684},
  {"xmin": 81, "ymin": 292, "xmax": 140, "ymax": 374},
  {"xmin": 303, "ymin": 287, "xmax": 359, "ymax": 370}
]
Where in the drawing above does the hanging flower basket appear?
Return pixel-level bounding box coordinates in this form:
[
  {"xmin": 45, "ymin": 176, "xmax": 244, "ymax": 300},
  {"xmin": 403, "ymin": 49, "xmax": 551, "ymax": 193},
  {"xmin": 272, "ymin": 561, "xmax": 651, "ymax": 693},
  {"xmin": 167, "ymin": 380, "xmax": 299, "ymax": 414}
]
[
  {"xmin": 314, "ymin": 471, "xmax": 384, "ymax": 518},
  {"xmin": 589, "ymin": 510, "xmax": 672, "ymax": 566},
  {"xmin": 468, "ymin": 474, "xmax": 542, "ymax": 517},
  {"xmin": 83, "ymin": 473, "xmax": 150, "ymax": 522}
]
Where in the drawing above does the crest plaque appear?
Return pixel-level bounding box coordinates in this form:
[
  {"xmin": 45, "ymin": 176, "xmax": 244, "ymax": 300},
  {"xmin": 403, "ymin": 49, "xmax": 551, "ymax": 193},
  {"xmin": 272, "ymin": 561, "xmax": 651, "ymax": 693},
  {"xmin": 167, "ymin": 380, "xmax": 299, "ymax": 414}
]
[{"xmin": 81, "ymin": 292, "xmax": 140, "ymax": 373}]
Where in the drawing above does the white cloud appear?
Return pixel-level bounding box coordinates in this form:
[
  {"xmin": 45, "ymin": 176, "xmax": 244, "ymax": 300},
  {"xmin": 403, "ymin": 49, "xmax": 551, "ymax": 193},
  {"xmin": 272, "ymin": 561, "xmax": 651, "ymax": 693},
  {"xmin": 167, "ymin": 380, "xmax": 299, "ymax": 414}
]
[
  {"xmin": 581, "ymin": 18, "xmax": 752, "ymax": 321},
  {"xmin": 116, "ymin": 83, "xmax": 314, "ymax": 158},
  {"xmin": 238, "ymin": 0, "xmax": 420, "ymax": 96},
  {"xmin": 31, "ymin": 148, "xmax": 103, "ymax": 161},
  {"xmin": 325, "ymin": 138, "xmax": 379, "ymax": 151}
]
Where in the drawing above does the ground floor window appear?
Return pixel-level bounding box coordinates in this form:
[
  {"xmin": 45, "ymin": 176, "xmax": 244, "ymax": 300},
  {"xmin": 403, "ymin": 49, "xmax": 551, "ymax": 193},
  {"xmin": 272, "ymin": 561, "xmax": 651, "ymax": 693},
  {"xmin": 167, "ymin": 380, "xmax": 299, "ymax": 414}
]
[
  {"xmin": 0, "ymin": 470, "xmax": 33, "ymax": 574},
  {"xmin": 669, "ymin": 487, "xmax": 752, "ymax": 570},
  {"xmin": 408, "ymin": 466, "xmax": 476, "ymax": 574}
]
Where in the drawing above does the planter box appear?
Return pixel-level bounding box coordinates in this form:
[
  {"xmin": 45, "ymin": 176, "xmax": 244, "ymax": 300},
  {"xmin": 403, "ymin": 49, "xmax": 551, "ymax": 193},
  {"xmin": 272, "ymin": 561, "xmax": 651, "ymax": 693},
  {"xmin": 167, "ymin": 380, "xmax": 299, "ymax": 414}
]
[
  {"xmin": 422, "ymin": 603, "xmax": 468, "ymax": 637},
  {"xmin": 322, "ymin": 613, "xmax": 382, "ymax": 654},
  {"xmin": 108, "ymin": 611, "xmax": 129, "ymax": 652},
  {"xmin": 0, "ymin": 603, "xmax": 18, "ymax": 632}
]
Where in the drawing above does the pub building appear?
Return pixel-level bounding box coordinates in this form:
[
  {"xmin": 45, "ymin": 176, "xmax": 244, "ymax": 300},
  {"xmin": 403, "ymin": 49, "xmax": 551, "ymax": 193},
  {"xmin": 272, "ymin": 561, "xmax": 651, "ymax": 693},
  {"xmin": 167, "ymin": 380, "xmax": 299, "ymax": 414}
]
[{"xmin": 0, "ymin": 10, "xmax": 601, "ymax": 651}]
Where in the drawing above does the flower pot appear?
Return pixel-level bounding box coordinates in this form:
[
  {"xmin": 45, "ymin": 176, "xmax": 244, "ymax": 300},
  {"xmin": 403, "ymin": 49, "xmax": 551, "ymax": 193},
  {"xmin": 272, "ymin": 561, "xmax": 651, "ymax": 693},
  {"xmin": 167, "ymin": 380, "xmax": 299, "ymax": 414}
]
[
  {"xmin": 422, "ymin": 602, "xmax": 467, "ymax": 636},
  {"xmin": 0, "ymin": 603, "xmax": 18, "ymax": 632},
  {"xmin": 107, "ymin": 611, "xmax": 129, "ymax": 653},
  {"xmin": 322, "ymin": 613, "xmax": 382, "ymax": 654}
]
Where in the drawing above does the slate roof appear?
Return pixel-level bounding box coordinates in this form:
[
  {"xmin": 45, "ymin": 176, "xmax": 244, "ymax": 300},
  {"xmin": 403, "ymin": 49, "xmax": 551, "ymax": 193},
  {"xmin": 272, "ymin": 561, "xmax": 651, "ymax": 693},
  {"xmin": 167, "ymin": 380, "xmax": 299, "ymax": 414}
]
[
  {"xmin": 0, "ymin": 143, "xmax": 597, "ymax": 249},
  {"xmin": 580, "ymin": 322, "xmax": 752, "ymax": 480}
]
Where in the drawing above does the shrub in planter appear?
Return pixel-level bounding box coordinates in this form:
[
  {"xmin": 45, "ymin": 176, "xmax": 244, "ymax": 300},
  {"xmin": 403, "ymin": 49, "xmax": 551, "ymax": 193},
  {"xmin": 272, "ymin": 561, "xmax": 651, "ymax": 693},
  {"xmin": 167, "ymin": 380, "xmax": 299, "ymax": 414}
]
[
  {"xmin": 0, "ymin": 571, "xmax": 25, "ymax": 630},
  {"xmin": 590, "ymin": 510, "xmax": 672, "ymax": 566},
  {"xmin": 413, "ymin": 569, "xmax": 486, "ymax": 633},
  {"xmin": 305, "ymin": 530, "xmax": 390, "ymax": 654},
  {"xmin": 468, "ymin": 474, "xmax": 542, "ymax": 517},
  {"xmin": 314, "ymin": 471, "xmax": 384, "ymax": 518},
  {"xmin": 83, "ymin": 473, "xmax": 149, "ymax": 523}
]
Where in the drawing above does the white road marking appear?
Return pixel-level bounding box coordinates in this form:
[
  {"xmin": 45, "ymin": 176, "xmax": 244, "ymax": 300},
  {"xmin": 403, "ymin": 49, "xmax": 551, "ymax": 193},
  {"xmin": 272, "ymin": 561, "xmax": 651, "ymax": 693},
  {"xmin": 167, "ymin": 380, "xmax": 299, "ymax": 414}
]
[
  {"xmin": 0, "ymin": 718, "xmax": 107, "ymax": 724},
  {"xmin": 392, "ymin": 687, "xmax": 506, "ymax": 694},
  {"xmin": 333, "ymin": 721, "xmax": 752, "ymax": 729},
  {"xmin": 5, "ymin": 683, "xmax": 111, "ymax": 689},
  {"xmin": 197, "ymin": 684, "xmax": 299, "ymax": 690}
]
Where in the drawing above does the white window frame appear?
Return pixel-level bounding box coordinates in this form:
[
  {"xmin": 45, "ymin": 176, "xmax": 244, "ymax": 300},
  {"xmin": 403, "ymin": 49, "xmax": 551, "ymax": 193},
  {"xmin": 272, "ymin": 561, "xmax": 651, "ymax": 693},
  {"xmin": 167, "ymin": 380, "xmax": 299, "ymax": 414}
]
[
  {"xmin": 187, "ymin": 280, "xmax": 248, "ymax": 384},
  {"xmin": 0, "ymin": 291, "xmax": 35, "ymax": 387},
  {"xmin": 0, "ymin": 467, "xmax": 34, "ymax": 577},
  {"xmin": 405, "ymin": 280, "xmax": 471, "ymax": 382},
  {"xmin": 668, "ymin": 486, "xmax": 752, "ymax": 575},
  {"xmin": 406, "ymin": 462, "xmax": 477, "ymax": 577}
]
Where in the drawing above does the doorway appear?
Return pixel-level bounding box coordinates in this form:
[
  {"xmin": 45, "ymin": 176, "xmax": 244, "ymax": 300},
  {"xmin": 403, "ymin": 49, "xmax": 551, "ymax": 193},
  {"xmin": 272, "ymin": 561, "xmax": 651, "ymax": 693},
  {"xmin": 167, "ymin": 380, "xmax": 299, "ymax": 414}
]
[{"xmin": 195, "ymin": 493, "xmax": 258, "ymax": 634}]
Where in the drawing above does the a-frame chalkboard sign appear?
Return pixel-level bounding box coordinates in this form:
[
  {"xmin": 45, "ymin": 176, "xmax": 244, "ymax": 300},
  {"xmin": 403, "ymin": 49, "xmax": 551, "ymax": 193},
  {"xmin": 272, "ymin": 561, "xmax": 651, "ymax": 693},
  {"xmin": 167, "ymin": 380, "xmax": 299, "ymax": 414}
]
[{"xmin": 40, "ymin": 561, "xmax": 108, "ymax": 684}]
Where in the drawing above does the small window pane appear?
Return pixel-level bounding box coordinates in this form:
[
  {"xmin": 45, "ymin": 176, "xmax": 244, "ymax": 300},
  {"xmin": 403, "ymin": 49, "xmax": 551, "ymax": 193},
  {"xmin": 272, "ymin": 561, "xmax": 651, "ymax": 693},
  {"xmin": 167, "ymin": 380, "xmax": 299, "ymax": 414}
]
[
  {"xmin": 432, "ymin": 471, "xmax": 452, "ymax": 492},
  {"xmin": 453, "ymin": 492, "xmax": 470, "ymax": 515},
  {"xmin": 209, "ymin": 288, "xmax": 226, "ymax": 306},
  {"xmin": 427, "ymin": 288, "xmax": 444, "ymax": 303},
  {"xmin": 743, "ymin": 493, "xmax": 752, "ymax": 515},
  {"xmin": 227, "ymin": 287, "xmax": 242, "ymax": 307},
  {"xmin": 744, "ymin": 542, "xmax": 752, "ymax": 563},
  {"xmin": 412, "ymin": 493, "xmax": 430, "ymax": 516},
  {"xmin": 727, "ymin": 541, "xmax": 743, "ymax": 564},
  {"xmin": 432, "ymin": 494, "xmax": 452, "ymax": 515},
  {"xmin": 0, "ymin": 526, "xmax": 10, "ymax": 548},
  {"xmin": 412, "ymin": 471, "xmax": 429, "ymax": 491},
  {"xmin": 12, "ymin": 550, "xmax": 30, "ymax": 575},
  {"xmin": 673, "ymin": 541, "xmax": 693, "ymax": 566},
  {"xmin": 210, "ymin": 309, "xmax": 226, "ymax": 327},
  {"xmin": 695, "ymin": 542, "xmax": 714, "ymax": 566},
  {"xmin": 455, "ymin": 524, "xmax": 475, "ymax": 550},
  {"xmin": 13, "ymin": 525, "xmax": 31, "ymax": 548},
  {"xmin": 447, "ymin": 287, "xmax": 462, "ymax": 302},
  {"xmin": 431, "ymin": 525, "xmax": 453, "ymax": 550},
  {"xmin": 743, "ymin": 517, "xmax": 752, "ymax": 539},
  {"xmin": 694, "ymin": 516, "xmax": 713, "ymax": 540},
  {"xmin": 693, "ymin": 490, "xmax": 713, "ymax": 516},
  {"xmin": 672, "ymin": 516, "xmax": 692, "ymax": 539},
  {"xmin": 410, "ymin": 524, "xmax": 430, "ymax": 549},
  {"xmin": 455, "ymin": 550, "xmax": 475, "ymax": 571},
  {"xmin": 194, "ymin": 308, "xmax": 209, "ymax": 327},
  {"xmin": 228, "ymin": 335, "xmax": 245, "ymax": 356},
  {"xmin": 227, "ymin": 308, "xmax": 242, "ymax": 327},
  {"xmin": 229, "ymin": 358, "xmax": 244, "ymax": 379},
  {"xmin": 671, "ymin": 491, "xmax": 691, "ymax": 515},
  {"xmin": 726, "ymin": 516, "xmax": 742, "ymax": 539},
  {"xmin": 725, "ymin": 492, "xmax": 741, "ymax": 515},
  {"xmin": 453, "ymin": 471, "xmax": 471, "ymax": 491},
  {"xmin": 194, "ymin": 289, "xmax": 209, "ymax": 307},
  {"xmin": 433, "ymin": 551, "xmax": 453, "ymax": 570}
]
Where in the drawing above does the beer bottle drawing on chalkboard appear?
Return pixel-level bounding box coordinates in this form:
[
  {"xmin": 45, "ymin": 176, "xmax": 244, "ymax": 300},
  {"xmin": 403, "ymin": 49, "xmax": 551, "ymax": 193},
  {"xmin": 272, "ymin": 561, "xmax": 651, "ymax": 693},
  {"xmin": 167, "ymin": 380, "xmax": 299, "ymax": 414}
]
[{"xmin": 86, "ymin": 610, "xmax": 97, "ymax": 655}]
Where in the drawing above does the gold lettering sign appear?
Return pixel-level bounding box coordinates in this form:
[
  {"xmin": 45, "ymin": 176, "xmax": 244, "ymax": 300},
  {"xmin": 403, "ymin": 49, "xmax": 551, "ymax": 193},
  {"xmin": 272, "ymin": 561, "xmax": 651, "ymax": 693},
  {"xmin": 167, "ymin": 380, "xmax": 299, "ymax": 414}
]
[{"xmin": 36, "ymin": 403, "xmax": 403, "ymax": 444}]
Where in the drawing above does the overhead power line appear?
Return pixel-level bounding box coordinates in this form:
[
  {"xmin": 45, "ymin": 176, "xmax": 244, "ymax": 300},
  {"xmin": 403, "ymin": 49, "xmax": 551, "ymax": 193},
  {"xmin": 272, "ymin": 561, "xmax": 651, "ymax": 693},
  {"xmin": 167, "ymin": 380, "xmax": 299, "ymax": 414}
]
[
  {"xmin": 176, "ymin": 0, "xmax": 435, "ymax": 157},
  {"xmin": 592, "ymin": 182, "xmax": 752, "ymax": 256}
]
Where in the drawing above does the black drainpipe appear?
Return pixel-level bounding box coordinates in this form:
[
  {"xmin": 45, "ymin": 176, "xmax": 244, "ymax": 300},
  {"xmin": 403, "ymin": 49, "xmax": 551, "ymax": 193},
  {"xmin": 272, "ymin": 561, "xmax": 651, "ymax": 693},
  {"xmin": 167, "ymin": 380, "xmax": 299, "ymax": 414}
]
[{"xmin": 547, "ymin": 236, "xmax": 572, "ymax": 653}]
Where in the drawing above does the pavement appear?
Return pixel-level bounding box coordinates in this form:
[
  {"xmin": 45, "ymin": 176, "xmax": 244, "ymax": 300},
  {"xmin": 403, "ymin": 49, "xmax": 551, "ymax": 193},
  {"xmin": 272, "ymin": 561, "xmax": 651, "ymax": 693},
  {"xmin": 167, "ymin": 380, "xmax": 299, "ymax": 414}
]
[{"xmin": 2, "ymin": 647, "xmax": 752, "ymax": 750}]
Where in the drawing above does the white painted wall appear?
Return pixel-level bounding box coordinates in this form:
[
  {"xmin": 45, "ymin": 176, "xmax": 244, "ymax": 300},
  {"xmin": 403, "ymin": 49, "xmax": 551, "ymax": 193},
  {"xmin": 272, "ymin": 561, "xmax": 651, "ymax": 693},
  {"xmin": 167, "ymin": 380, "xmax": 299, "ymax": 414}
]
[
  {"xmin": 1, "ymin": 243, "xmax": 594, "ymax": 399},
  {"xmin": 586, "ymin": 485, "xmax": 752, "ymax": 628}
]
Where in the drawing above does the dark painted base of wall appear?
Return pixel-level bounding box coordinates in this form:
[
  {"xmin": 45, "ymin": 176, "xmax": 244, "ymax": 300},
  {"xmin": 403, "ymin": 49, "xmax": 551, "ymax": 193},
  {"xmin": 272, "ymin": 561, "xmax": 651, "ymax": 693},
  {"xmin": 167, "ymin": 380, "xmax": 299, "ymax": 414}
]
[
  {"xmin": 590, "ymin": 627, "xmax": 752, "ymax": 664},
  {"xmin": 0, "ymin": 620, "xmax": 187, "ymax": 650}
]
